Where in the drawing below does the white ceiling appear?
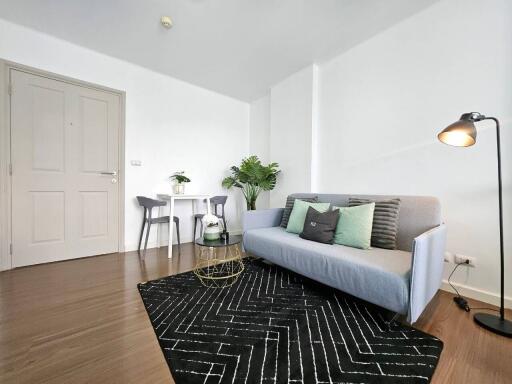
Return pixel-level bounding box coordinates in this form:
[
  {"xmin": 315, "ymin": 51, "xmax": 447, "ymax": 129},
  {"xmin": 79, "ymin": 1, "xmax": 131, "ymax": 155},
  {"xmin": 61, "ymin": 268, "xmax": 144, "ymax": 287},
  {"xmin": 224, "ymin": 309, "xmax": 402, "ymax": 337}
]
[{"xmin": 0, "ymin": 0, "xmax": 437, "ymax": 101}]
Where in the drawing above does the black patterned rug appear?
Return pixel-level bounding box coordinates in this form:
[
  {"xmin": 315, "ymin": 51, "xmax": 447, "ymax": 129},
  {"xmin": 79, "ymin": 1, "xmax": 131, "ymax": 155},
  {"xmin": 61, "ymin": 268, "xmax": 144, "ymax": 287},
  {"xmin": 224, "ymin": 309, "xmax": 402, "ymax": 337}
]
[{"xmin": 138, "ymin": 258, "xmax": 443, "ymax": 384}]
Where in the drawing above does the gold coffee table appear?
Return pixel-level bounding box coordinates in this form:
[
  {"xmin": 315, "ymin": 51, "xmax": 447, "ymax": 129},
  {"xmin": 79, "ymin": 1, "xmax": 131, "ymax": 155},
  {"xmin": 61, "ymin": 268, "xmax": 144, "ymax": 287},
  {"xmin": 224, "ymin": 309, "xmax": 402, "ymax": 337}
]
[{"xmin": 194, "ymin": 235, "xmax": 244, "ymax": 288}]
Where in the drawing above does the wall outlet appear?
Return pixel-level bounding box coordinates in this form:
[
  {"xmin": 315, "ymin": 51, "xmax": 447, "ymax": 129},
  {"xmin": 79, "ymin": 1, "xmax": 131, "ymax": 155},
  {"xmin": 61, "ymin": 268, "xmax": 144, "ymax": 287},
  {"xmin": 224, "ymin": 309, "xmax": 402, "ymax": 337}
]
[
  {"xmin": 444, "ymin": 251, "xmax": 454, "ymax": 263},
  {"xmin": 454, "ymin": 254, "xmax": 476, "ymax": 267}
]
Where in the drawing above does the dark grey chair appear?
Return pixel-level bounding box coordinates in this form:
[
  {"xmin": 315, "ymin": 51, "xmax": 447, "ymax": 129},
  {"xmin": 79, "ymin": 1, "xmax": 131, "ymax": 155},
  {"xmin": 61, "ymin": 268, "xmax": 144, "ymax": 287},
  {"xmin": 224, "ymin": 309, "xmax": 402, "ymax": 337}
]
[
  {"xmin": 136, "ymin": 196, "xmax": 180, "ymax": 256},
  {"xmin": 193, "ymin": 195, "xmax": 228, "ymax": 239}
]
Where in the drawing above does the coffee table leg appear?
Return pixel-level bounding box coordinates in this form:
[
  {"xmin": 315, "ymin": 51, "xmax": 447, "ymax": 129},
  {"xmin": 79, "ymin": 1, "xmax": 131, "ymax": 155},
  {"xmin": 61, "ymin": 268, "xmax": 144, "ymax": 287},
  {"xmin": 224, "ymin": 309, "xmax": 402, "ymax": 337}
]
[{"xmin": 194, "ymin": 243, "xmax": 244, "ymax": 288}]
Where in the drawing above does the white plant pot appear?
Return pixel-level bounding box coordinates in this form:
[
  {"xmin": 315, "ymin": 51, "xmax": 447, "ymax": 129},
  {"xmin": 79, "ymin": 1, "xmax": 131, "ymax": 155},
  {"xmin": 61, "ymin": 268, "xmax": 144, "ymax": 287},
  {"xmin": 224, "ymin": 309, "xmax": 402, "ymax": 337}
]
[
  {"xmin": 173, "ymin": 183, "xmax": 185, "ymax": 194},
  {"xmin": 203, "ymin": 225, "xmax": 220, "ymax": 241}
]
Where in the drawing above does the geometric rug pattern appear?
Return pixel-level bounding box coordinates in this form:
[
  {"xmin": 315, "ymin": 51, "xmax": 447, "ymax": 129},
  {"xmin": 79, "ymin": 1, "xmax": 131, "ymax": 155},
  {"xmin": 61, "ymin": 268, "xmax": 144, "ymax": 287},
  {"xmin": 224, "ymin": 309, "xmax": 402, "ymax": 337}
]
[{"xmin": 138, "ymin": 258, "xmax": 443, "ymax": 383}]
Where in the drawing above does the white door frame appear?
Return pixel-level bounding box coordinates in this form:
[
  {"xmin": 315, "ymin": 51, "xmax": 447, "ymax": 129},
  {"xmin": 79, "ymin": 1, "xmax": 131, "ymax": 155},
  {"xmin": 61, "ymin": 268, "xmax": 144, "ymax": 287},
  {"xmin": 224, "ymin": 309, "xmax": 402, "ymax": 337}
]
[{"xmin": 0, "ymin": 60, "xmax": 126, "ymax": 270}]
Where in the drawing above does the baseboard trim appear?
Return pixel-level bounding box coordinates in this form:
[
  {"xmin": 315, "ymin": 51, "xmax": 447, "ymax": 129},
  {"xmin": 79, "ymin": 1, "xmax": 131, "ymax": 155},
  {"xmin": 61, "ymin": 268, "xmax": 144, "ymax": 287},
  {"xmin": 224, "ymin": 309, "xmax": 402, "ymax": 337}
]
[
  {"xmin": 441, "ymin": 280, "xmax": 512, "ymax": 309},
  {"xmin": 124, "ymin": 229, "xmax": 243, "ymax": 253}
]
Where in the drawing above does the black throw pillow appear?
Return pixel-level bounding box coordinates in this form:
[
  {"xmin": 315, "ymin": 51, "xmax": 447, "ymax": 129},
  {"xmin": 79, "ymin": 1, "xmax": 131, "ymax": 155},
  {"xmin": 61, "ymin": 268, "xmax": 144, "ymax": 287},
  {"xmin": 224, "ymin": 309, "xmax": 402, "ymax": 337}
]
[{"xmin": 299, "ymin": 207, "xmax": 340, "ymax": 244}]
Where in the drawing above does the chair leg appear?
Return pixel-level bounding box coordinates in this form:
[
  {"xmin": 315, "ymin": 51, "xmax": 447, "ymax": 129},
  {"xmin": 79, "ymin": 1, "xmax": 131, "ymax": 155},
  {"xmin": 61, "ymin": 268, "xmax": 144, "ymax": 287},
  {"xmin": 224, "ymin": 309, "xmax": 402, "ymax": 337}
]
[
  {"xmin": 143, "ymin": 222, "xmax": 151, "ymax": 256},
  {"xmin": 222, "ymin": 216, "xmax": 227, "ymax": 232},
  {"xmin": 193, "ymin": 217, "xmax": 197, "ymax": 240},
  {"xmin": 138, "ymin": 220, "xmax": 146, "ymax": 251},
  {"xmin": 175, "ymin": 220, "xmax": 181, "ymax": 246}
]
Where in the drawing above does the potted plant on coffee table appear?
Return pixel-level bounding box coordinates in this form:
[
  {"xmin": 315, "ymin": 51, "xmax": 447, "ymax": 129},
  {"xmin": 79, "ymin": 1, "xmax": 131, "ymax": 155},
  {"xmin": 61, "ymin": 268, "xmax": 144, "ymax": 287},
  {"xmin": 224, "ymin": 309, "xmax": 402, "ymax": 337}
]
[
  {"xmin": 222, "ymin": 155, "xmax": 280, "ymax": 210},
  {"xmin": 169, "ymin": 171, "xmax": 191, "ymax": 194},
  {"xmin": 202, "ymin": 214, "xmax": 221, "ymax": 241}
]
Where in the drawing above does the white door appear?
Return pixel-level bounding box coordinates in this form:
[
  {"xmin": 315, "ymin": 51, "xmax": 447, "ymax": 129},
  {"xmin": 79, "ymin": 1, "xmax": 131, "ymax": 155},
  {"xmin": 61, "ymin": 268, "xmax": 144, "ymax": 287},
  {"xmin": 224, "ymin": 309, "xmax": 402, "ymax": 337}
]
[{"xmin": 10, "ymin": 70, "xmax": 120, "ymax": 267}]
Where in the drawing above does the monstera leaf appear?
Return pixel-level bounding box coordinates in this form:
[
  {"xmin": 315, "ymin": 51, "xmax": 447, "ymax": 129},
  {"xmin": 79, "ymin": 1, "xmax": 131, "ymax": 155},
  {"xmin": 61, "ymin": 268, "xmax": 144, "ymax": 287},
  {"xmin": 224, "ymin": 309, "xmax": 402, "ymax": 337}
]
[{"xmin": 222, "ymin": 156, "xmax": 280, "ymax": 210}]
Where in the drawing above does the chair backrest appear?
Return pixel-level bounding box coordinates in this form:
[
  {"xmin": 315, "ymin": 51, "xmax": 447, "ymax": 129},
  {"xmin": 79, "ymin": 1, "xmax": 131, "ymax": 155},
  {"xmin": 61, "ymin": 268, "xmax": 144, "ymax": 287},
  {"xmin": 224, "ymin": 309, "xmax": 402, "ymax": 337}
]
[
  {"xmin": 136, "ymin": 196, "xmax": 167, "ymax": 210},
  {"xmin": 210, "ymin": 195, "xmax": 228, "ymax": 216}
]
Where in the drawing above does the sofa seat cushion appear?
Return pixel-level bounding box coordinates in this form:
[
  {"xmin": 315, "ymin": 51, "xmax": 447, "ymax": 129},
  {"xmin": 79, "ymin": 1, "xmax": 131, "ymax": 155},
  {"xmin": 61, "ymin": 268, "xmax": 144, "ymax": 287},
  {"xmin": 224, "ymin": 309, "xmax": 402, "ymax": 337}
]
[{"xmin": 243, "ymin": 226, "xmax": 412, "ymax": 314}]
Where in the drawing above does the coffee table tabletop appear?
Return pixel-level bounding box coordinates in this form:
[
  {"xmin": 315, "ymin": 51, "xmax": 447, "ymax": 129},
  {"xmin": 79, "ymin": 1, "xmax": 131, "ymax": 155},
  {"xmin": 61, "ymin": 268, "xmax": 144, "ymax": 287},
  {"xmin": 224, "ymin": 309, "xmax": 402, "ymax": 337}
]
[{"xmin": 195, "ymin": 235, "xmax": 242, "ymax": 248}]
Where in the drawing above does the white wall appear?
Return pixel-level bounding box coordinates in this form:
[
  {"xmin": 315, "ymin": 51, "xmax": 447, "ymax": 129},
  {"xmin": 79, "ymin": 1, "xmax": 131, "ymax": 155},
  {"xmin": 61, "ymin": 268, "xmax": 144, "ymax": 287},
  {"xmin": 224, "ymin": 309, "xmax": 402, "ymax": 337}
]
[
  {"xmin": 0, "ymin": 19, "xmax": 249, "ymax": 259},
  {"xmin": 249, "ymin": 95, "xmax": 271, "ymax": 209},
  {"xmin": 316, "ymin": 0, "xmax": 512, "ymax": 304},
  {"xmin": 269, "ymin": 65, "xmax": 318, "ymax": 207}
]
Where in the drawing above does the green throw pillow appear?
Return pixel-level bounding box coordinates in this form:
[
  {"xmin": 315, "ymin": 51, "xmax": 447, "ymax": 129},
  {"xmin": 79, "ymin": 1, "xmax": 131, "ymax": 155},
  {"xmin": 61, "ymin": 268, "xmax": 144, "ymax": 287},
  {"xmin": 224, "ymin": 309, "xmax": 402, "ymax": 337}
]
[
  {"xmin": 286, "ymin": 200, "xmax": 331, "ymax": 234},
  {"xmin": 333, "ymin": 203, "xmax": 375, "ymax": 249}
]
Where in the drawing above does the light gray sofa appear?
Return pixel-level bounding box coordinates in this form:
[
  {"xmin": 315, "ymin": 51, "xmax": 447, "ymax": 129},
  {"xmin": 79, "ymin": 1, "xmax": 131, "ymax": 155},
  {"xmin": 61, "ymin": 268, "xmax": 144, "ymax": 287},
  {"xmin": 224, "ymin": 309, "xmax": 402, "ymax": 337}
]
[{"xmin": 242, "ymin": 193, "xmax": 446, "ymax": 323}]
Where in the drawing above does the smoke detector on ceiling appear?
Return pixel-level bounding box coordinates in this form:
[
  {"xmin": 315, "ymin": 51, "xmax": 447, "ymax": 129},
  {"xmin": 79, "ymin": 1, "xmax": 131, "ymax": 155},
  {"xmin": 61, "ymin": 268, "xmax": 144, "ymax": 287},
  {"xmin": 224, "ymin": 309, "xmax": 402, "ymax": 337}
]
[{"xmin": 161, "ymin": 16, "xmax": 173, "ymax": 29}]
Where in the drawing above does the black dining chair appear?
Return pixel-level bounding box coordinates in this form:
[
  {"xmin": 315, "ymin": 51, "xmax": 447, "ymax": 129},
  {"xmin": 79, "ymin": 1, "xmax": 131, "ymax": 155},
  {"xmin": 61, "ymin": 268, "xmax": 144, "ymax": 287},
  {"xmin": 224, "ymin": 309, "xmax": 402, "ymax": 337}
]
[
  {"xmin": 136, "ymin": 196, "xmax": 180, "ymax": 256},
  {"xmin": 193, "ymin": 195, "xmax": 228, "ymax": 239}
]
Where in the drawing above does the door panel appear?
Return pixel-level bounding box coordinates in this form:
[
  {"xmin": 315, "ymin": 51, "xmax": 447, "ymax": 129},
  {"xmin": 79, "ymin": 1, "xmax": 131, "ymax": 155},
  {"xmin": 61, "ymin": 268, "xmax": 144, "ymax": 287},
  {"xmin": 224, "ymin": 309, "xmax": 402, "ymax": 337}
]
[
  {"xmin": 11, "ymin": 70, "xmax": 69, "ymax": 266},
  {"xmin": 80, "ymin": 96, "xmax": 109, "ymax": 173},
  {"xmin": 72, "ymin": 85, "xmax": 119, "ymax": 258},
  {"xmin": 31, "ymin": 191, "xmax": 65, "ymax": 243},
  {"xmin": 31, "ymin": 85, "xmax": 66, "ymax": 172},
  {"xmin": 11, "ymin": 70, "xmax": 120, "ymax": 267},
  {"xmin": 80, "ymin": 191, "xmax": 108, "ymax": 238}
]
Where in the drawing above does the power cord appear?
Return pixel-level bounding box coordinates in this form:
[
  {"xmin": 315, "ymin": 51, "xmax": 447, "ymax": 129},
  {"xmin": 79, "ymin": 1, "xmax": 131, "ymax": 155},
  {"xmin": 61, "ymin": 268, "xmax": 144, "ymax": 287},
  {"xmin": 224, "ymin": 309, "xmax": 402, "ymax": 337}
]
[{"xmin": 448, "ymin": 260, "xmax": 500, "ymax": 313}]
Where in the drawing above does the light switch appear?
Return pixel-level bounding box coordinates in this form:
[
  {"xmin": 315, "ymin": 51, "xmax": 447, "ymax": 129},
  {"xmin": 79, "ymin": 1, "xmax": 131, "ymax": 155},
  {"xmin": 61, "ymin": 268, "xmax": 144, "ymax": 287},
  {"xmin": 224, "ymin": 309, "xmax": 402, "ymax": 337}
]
[{"xmin": 131, "ymin": 160, "xmax": 142, "ymax": 166}]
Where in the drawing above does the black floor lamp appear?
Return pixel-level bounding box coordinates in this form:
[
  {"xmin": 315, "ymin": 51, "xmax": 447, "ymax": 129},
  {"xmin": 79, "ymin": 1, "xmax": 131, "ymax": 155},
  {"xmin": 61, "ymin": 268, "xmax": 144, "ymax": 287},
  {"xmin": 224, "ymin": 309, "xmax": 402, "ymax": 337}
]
[{"xmin": 438, "ymin": 112, "xmax": 511, "ymax": 337}]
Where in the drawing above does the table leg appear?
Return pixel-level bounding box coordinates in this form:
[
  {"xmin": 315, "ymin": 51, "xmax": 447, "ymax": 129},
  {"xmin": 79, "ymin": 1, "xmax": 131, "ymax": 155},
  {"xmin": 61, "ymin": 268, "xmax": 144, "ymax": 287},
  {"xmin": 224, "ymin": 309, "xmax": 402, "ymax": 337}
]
[
  {"xmin": 168, "ymin": 197, "xmax": 175, "ymax": 259},
  {"xmin": 206, "ymin": 197, "xmax": 211, "ymax": 214},
  {"xmin": 191, "ymin": 200, "xmax": 196, "ymax": 240},
  {"xmin": 157, "ymin": 205, "xmax": 162, "ymax": 247}
]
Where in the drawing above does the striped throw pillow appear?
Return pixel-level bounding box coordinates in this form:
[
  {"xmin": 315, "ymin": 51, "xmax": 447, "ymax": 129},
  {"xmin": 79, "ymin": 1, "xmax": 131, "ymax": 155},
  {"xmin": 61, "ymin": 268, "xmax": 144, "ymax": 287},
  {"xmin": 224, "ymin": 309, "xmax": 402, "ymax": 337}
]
[
  {"xmin": 280, "ymin": 196, "xmax": 318, "ymax": 228},
  {"xmin": 348, "ymin": 198, "xmax": 401, "ymax": 250}
]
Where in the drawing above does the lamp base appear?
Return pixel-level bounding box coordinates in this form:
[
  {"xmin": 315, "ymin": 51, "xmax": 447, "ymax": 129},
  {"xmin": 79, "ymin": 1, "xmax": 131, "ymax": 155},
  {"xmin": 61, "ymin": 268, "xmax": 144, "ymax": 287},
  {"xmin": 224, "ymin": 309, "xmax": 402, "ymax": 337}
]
[{"xmin": 474, "ymin": 313, "xmax": 512, "ymax": 337}]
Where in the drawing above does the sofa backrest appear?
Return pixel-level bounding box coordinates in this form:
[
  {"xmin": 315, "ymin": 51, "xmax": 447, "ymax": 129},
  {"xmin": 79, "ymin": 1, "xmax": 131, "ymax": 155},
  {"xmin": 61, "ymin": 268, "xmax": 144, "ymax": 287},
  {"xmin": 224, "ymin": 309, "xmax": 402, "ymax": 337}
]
[{"xmin": 289, "ymin": 193, "xmax": 441, "ymax": 252}]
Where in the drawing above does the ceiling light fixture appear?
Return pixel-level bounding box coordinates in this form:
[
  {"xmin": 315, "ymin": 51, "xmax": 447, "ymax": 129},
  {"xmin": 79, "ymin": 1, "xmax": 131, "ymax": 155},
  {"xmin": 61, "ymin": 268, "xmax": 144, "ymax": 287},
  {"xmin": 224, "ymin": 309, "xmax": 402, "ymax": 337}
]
[{"xmin": 161, "ymin": 16, "xmax": 173, "ymax": 29}]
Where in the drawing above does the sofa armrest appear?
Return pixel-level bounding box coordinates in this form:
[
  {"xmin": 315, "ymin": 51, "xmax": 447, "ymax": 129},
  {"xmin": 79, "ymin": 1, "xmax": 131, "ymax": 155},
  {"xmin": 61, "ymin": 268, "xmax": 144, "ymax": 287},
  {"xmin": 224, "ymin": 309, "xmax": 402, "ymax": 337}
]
[
  {"xmin": 243, "ymin": 208, "xmax": 284, "ymax": 233},
  {"xmin": 408, "ymin": 223, "xmax": 447, "ymax": 323}
]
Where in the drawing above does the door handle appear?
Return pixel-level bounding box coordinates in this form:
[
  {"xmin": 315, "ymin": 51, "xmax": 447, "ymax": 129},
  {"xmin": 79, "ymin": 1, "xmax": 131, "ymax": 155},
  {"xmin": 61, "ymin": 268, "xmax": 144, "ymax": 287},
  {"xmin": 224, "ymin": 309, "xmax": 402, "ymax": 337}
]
[{"xmin": 100, "ymin": 171, "xmax": 117, "ymax": 176}]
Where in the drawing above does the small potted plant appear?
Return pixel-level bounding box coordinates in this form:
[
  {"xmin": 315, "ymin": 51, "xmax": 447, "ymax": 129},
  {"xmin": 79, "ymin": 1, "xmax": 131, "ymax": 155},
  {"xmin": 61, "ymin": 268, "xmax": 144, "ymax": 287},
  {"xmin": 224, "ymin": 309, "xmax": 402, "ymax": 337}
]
[
  {"xmin": 202, "ymin": 214, "xmax": 221, "ymax": 241},
  {"xmin": 169, "ymin": 171, "xmax": 191, "ymax": 194}
]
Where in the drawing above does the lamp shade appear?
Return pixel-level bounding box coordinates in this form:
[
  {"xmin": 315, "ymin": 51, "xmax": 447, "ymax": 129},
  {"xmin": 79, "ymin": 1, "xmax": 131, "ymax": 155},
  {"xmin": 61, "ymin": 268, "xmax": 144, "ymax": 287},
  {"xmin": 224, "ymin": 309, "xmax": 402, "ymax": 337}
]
[{"xmin": 437, "ymin": 119, "xmax": 477, "ymax": 147}]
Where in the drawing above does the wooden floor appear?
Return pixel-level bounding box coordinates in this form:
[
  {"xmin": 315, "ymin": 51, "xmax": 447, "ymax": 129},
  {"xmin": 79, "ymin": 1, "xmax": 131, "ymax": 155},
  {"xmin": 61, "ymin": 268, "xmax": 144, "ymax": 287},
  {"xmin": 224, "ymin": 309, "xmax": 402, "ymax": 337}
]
[{"xmin": 1, "ymin": 245, "xmax": 511, "ymax": 384}]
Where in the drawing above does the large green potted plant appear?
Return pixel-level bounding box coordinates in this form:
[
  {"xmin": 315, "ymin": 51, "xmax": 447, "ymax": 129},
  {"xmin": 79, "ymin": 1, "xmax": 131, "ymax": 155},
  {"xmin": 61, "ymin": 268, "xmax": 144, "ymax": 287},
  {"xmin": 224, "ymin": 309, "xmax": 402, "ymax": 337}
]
[{"xmin": 222, "ymin": 155, "xmax": 280, "ymax": 210}]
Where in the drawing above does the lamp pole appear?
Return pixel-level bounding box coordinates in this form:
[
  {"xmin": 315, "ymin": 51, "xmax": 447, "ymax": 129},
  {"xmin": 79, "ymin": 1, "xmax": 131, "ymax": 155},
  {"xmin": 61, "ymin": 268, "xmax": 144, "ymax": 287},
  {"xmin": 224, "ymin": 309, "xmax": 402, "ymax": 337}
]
[{"xmin": 481, "ymin": 116, "xmax": 504, "ymax": 320}]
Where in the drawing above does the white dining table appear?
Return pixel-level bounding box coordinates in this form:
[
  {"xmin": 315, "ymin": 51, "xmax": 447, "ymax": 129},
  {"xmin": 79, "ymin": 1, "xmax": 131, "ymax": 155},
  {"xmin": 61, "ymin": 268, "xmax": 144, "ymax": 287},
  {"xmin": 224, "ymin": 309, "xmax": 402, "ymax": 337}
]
[{"xmin": 157, "ymin": 193, "xmax": 211, "ymax": 259}]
